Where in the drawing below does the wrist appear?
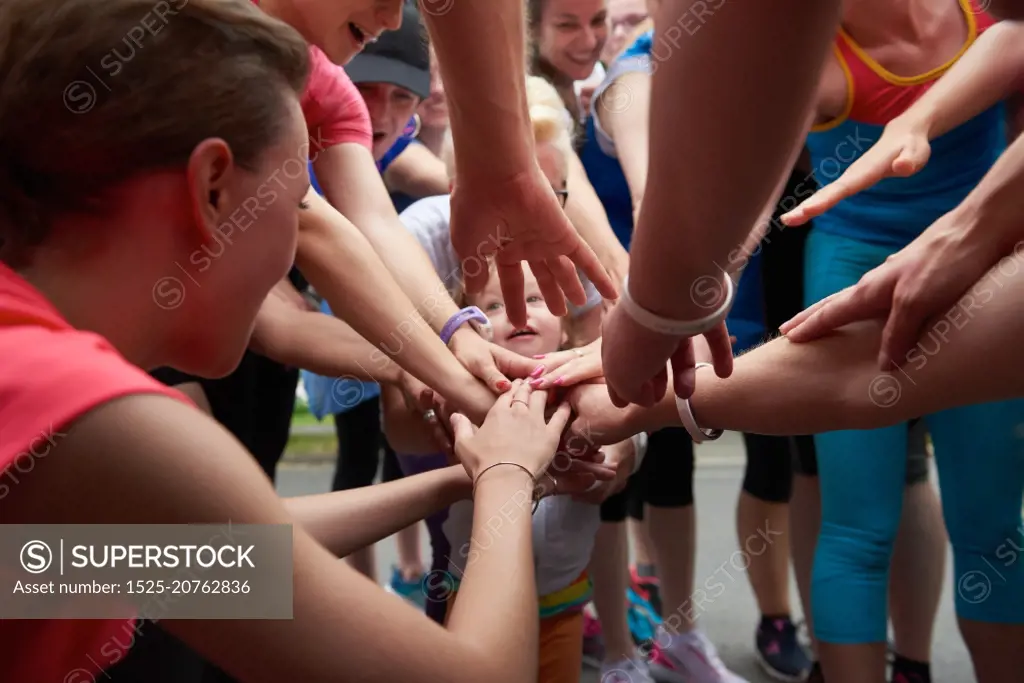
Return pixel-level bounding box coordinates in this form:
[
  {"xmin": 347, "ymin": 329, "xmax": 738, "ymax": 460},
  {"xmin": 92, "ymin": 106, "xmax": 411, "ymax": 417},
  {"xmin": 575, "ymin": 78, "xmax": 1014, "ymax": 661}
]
[
  {"xmin": 445, "ymin": 465, "xmax": 474, "ymax": 501},
  {"xmin": 471, "ymin": 463, "xmax": 535, "ymax": 497}
]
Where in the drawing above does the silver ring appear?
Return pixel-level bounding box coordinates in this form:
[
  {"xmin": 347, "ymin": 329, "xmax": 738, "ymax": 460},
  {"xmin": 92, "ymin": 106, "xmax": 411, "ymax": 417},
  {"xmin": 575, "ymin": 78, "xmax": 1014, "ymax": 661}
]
[{"xmin": 422, "ymin": 409, "xmax": 437, "ymax": 422}]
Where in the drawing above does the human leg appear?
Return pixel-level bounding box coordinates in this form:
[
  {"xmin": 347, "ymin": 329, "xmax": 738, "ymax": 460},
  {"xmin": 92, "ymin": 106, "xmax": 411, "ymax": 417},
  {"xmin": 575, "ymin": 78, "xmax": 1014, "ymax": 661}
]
[
  {"xmin": 332, "ymin": 397, "xmax": 384, "ymax": 580},
  {"xmin": 927, "ymin": 401, "xmax": 1024, "ymax": 683},
  {"xmin": 888, "ymin": 421, "xmax": 946, "ymax": 677}
]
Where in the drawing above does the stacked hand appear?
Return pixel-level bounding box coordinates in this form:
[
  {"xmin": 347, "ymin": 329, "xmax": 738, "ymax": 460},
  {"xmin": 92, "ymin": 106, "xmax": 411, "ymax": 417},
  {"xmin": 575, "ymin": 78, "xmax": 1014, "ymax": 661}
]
[
  {"xmin": 436, "ymin": 380, "xmax": 618, "ymax": 497},
  {"xmin": 449, "ymin": 165, "xmax": 617, "ymax": 329},
  {"xmin": 601, "ymin": 301, "xmax": 733, "ymax": 407},
  {"xmin": 780, "ymin": 206, "xmax": 1009, "ymax": 368}
]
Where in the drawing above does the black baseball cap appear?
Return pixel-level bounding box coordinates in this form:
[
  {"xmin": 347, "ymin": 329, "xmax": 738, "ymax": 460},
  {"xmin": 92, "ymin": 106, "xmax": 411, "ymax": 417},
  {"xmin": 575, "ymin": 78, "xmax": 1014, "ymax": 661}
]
[{"xmin": 346, "ymin": 3, "xmax": 430, "ymax": 100}]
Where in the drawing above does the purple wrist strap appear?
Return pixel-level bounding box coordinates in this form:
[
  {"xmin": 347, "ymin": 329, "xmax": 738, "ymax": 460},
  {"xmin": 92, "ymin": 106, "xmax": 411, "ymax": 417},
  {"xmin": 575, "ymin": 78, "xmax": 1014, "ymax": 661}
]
[{"xmin": 441, "ymin": 306, "xmax": 489, "ymax": 345}]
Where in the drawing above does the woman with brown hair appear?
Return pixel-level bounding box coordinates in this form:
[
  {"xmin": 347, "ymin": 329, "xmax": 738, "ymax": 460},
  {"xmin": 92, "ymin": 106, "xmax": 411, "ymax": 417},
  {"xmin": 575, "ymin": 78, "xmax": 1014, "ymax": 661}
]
[{"xmin": 0, "ymin": 1, "xmax": 612, "ymax": 682}]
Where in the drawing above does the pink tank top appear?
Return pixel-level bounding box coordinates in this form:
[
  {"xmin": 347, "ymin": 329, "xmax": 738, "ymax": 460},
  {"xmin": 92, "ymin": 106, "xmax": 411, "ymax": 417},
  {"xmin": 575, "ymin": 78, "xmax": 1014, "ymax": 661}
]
[{"xmin": 0, "ymin": 262, "xmax": 191, "ymax": 681}]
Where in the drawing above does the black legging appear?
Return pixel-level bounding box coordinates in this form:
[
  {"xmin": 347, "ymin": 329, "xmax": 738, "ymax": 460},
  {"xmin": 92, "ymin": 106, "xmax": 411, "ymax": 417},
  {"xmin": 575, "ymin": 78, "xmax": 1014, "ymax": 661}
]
[
  {"xmin": 332, "ymin": 396, "xmax": 403, "ymax": 491},
  {"xmin": 600, "ymin": 170, "xmax": 812, "ymax": 523}
]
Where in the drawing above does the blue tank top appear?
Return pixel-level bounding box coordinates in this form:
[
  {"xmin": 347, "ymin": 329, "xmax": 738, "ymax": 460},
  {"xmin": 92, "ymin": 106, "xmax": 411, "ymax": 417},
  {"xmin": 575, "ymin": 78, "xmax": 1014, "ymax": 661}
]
[{"xmin": 806, "ymin": 12, "xmax": 1007, "ymax": 249}]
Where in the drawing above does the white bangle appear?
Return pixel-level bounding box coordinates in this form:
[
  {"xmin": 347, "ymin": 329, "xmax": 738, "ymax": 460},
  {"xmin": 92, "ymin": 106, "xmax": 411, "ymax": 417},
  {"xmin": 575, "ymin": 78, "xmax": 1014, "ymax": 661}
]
[
  {"xmin": 630, "ymin": 431, "xmax": 649, "ymax": 475},
  {"xmin": 676, "ymin": 362, "xmax": 722, "ymax": 443},
  {"xmin": 620, "ymin": 273, "xmax": 735, "ymax": 337}
]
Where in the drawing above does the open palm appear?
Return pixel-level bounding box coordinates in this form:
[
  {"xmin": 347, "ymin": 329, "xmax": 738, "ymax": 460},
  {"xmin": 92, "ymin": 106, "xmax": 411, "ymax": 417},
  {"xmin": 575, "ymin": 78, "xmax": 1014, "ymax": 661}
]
[{"xmin": 449, "ymin": 165, "xmax": 617, "ymax": 328}]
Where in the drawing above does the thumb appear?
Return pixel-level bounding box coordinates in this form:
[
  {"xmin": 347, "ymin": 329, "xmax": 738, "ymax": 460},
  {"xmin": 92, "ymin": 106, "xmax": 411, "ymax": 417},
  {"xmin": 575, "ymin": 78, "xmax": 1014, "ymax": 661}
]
[
  {"xmin": 491, "ymin": 344, "xmax": 540, "ymax": 382},
  {"xmin": 892, "ymin": 139, "xmax": 930, "ymax": 176},
  {"xmin": 450, "ymin": 412, "xmax": 477, "ymax": 443}
]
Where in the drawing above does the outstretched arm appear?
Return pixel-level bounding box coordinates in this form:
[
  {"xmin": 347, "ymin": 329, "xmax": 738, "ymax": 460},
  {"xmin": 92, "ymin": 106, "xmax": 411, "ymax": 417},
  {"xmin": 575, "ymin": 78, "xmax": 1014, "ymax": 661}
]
[
  {"xmin": 419, "ymin": 0, "xmax": 614, "ymax": 326},
  {"xmin": 250, "ymin": 287, "xmax": 402, "ymax": 384},
  {"xmin": 383, "ymin": 142, "xmax": 451, "ymax": 199},
  {"xmin": 295, "ymin": 190, "xmax": 494, "ymax": 422},
  {"xmin": 906, "ymin": 21, "xmax": 1024, "ymax": 140},
  {"xmin": 283, "ymin": 465, "xmax": 470, "ymax": 558},
  {"xmin": 573, "ymin": 256, "xmax": 1024, "ymax": 440},
  {"xmin": 626, "ymin": 0, "xmax": 840, "ymax": 320},
  {"xmin": 9, "ymin": 394, "xmax": 544, "ymax": 683}
]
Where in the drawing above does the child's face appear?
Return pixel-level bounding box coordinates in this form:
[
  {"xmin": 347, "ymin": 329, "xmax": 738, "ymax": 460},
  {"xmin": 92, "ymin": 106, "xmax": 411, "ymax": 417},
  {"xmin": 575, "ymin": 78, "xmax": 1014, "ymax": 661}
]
[{"xmin": 471, "ymin": 268, "xmax": 565, "ymax": 357}]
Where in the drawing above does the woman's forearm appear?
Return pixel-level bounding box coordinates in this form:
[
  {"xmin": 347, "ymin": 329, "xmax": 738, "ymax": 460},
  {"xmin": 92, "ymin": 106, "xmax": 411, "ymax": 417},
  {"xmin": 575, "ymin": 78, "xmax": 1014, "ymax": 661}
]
[
  {"xmin": 295, "ymin": 191, "xmax": 491, "ymax": 419},
  {"xmin": 623, "ymin": 254, "xmax": 1024, "ymax": 436},
  {"xmin": 381, "ymin": 385, "xmax": 441, "ymax": 454},
  {"xmin": 284, "ymin": 466, "xmax": 469, "ymax": 557},
  {"xmin": 628, "ymin": 0, "xmax": 839, "ymax": 320},
  {"xmin": 250, "ymin": 293, "xmax": 402, "ymax": 383},
  {"xmin": 315, "ymin": 146, "xmax": 463, "ymax": 331},
  {"xmin": 907, "ymin": 21, "xmax": 1024, "ymax": 139},
  {"xmin": 422, "ymin": 0, "xmax": 534, "ymax": 180},
  {"xmin": 447, "ymin": 467, "xmax": 539, "ymax": 681},
  {"xmin": 383, "ymin": 143, "xmax": 451, "ymax": 198},
  {"xmin": 692, "ymin": 265, "xmax": 1024, "ymax": 433},
  {"xmin": 957, "ymin": 130, "xmax": 1024, "ymax": 252}
]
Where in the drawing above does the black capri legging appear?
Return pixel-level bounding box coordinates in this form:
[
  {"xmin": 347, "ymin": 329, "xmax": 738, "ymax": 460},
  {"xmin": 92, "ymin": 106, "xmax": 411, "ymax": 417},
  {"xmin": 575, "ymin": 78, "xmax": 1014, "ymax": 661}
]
[
  {"xmin": 332, "ymin": 396, "xmax": 404, "ymax": 492},
  {"xmin": 599, "ymin": 170, "xmax": 813, "ymax": 523}
]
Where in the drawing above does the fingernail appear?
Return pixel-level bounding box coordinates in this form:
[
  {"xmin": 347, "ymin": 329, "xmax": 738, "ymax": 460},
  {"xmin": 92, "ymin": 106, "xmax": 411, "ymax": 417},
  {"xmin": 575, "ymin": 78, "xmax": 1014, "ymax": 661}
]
[
  {"xmin": 530, "ymin": 365, "xmax": 545, "ymax": 378},
  {"xmin": 497, "ymin": 380, "xmax": 511, "ymax": 391},
  {"xmin": 533, "ymin": 354, "xmax": 546, "ymax": 359},
  {"xmin": 554, "ymin": 376, "xmax": 565, "ymax": 386},
  {"xmin": 529, "ymin": 379, "xmax": 544, "ymax": 389}
]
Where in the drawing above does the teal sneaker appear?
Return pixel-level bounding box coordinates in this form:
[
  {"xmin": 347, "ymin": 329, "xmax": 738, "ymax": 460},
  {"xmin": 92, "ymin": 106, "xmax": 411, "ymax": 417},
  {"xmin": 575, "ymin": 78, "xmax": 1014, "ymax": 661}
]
[{"xmin": 385, "ymin": 566, "xmax": 426, "ymax": 609}]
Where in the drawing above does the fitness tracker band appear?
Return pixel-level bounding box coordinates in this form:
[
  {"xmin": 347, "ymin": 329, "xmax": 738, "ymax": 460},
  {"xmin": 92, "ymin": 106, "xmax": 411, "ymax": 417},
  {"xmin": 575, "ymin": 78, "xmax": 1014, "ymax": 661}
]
[
  {"xmin": 441, "ymin": 306, "xmax": 493, "ymax": 345},
  {"xmin": 676, "ymin": 362, "xmax": 722, "ymax": 443},
  {"xmin": 621, "ymin": 273, "xmax": 735, "ymax": 337}
]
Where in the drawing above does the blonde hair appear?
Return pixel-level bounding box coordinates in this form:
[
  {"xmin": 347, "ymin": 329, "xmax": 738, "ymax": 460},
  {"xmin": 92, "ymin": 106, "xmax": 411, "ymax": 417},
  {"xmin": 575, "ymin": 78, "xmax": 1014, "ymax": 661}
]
[{"xmin": 441, "ymin": 76, "xmax": 575, "ymax": 180}]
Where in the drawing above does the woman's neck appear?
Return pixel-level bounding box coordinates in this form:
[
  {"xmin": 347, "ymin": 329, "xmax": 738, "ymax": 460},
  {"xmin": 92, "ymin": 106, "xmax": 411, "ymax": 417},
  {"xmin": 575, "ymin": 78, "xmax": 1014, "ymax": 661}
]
[
  {"xmin": 842, "ymin": 0, "xmax": 946, "ymax": 48},
  {"xmin": 21, "ymin": 252, "xmax": 171, "ymax": 371},
  {"xmin": 418, "ymin": 126, "xmax": 447, "ymax": 157}
]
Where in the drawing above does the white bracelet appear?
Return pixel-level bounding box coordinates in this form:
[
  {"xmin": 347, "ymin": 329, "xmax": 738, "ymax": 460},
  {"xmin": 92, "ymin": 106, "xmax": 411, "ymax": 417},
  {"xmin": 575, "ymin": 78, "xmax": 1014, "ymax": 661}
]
[
  {"xmin": 630, "ymin": 431, "xmax": 649, "ymax": 475},
  {"xmin": 620, "ymin": 273, "xmax": 734, "ymax": 337},
  {"xmin": 676, "ymin": 363, "xmax": 722, "ymax": 443}
]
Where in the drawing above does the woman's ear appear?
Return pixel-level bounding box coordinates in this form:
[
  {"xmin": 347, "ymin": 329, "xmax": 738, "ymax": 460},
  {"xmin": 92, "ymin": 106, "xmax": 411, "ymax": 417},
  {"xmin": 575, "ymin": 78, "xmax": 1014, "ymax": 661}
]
[{"xmin": 186, "ymin": 138, "xmax": 233, "ymax": 245}]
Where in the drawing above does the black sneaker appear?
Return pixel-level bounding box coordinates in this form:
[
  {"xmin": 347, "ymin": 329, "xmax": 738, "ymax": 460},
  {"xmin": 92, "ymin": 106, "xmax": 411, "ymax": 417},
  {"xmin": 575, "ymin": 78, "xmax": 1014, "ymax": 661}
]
[{"xmin": 755, "ymin": 617, "xmax": 812, "ymax": 682}]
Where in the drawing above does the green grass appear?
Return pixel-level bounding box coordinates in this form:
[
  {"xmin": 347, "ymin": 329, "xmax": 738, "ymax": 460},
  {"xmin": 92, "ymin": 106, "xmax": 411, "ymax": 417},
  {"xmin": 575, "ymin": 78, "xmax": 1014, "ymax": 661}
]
[{"xmin": 285, "ymin": 401, "xmax": 337, "ymax": 458}]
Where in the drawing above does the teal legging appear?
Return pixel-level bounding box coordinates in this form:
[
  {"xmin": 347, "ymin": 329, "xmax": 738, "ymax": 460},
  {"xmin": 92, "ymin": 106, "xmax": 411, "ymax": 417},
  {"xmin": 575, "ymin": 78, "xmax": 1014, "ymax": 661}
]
[{"xmin": 804, "ymin": 229, "xmax": 1024, "ymax": 643}]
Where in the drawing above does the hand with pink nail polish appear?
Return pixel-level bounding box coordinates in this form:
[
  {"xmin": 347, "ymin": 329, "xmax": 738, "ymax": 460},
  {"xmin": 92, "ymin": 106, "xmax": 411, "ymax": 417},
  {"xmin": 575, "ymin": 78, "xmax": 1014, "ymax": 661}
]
[{"xmin": 531, "ymin": 338, "xmax": 605, "ymax": 389}]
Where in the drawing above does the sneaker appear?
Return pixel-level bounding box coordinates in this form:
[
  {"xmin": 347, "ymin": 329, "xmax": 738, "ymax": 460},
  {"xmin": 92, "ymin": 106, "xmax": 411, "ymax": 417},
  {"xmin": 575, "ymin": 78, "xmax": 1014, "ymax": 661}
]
[
  {"xmin": 648, "ymin": 631, "xmax": 749, "ymax": 683},
  {"xmin": 601, "ymin": 657, "xmax": 657, "ymax": 683},
  {"xmin": 630, "ymin": 566, "xmax": 664, "ymax": 617},
  {"xmin": 755, "ymin": 617, "xmax": 812, "ymax": 682},
  {"xmin": 582, "ymin": 608, "xmax": 606, "ymax": 668},
  {"xmin": 384, "ymin": 566, "xmax": 425, "ymax": 609},
  {"xmin": 626, "ymin": 586, "xmax": 663, "ymax": 645}
]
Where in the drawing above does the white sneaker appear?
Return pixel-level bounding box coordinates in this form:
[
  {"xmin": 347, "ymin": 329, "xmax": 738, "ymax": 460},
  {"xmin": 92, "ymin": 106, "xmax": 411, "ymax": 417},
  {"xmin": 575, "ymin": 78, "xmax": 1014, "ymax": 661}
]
[
  {"xmin": 601, "ymin": 657, "xmax": 657, "ymax": 683},
  {"xmin": 647, "ymin": 631, "xmax": 749, "ymax": 683}
]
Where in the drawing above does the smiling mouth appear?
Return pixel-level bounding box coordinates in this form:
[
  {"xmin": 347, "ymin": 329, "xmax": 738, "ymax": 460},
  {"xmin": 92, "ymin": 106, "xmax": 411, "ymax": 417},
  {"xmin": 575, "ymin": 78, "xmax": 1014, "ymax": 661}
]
[
  {"xmin": 507, "ymin": 328, "xmax": 538, "ymax": 340},
  {"xmin": 349, "ymin": 23, "xmax": 378, "ymax": 48}
]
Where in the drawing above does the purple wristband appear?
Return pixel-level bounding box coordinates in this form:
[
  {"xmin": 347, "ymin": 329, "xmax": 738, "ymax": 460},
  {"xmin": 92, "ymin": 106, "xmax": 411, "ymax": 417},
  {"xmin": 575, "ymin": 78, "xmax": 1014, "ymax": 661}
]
[{"xmin": 441, "ymin": 306, "xmax": 490, "ymax": 345}]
